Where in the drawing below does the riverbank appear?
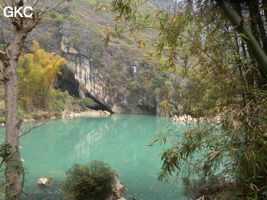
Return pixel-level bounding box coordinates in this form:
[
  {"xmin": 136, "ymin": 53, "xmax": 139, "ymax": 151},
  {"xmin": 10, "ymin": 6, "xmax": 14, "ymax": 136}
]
[
  {"xmin": 0, "ymin": 109, "xmax": 111, "ymax": 126},
  {"xmin": 172, "ymin": 114, "xmax": 221, "ymax": 124},
  {"xmin": 172, "ymin": 114, "xmax": 203, "ymax": 124},
  {"xmin": 61, "ymin": 109, "xmax": 111, "ymax": 119}
]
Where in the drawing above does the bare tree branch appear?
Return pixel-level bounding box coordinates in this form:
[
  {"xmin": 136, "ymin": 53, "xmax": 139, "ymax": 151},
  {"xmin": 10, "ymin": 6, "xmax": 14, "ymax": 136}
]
[
  {"xmin": 32, "ymin": 0, "xmax": 41, "ymax": 8},
  {"xmin": 38, "ymin": 0, "xmax": 66, "ymax": 18},
  {"xmin": 19, "ymin": 121, "xmax": 48, "ymax": 137},
  {"xmin": 0, "ymin": 50, "xmax": 6, "ymax": 61}
]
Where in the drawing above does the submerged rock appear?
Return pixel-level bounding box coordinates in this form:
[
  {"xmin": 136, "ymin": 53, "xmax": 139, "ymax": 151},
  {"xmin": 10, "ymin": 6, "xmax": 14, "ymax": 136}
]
[{"xmin": 37, "ymin": 177, "xmax": 53, "ymax": 187}]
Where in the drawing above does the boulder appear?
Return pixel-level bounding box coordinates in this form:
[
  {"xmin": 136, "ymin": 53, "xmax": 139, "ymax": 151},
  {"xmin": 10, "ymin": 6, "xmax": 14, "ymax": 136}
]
[
  {"xmin": 37, "ymin": 177, "xmax": 53, "ymax": 187},
  {"xmin": 106, "ymin": 174, "xmax": 126, "ymax": 200}
]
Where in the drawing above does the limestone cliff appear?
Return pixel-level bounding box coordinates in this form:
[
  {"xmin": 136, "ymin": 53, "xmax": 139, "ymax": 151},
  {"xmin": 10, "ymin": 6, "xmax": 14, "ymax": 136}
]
[{"xmin": 57, "ymin": 18, "xmax": 157, "ymax": 114}]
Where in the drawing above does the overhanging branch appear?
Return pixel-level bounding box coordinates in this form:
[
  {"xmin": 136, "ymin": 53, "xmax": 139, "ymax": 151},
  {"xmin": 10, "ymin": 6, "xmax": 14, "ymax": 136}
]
[{"xmin": 19, "ymin": 121, "xmax": 48, "ymax": 137}]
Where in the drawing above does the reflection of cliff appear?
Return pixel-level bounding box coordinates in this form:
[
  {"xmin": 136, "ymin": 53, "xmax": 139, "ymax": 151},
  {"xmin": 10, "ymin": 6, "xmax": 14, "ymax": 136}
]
[
  {"xmin": 19, "ymin": 115, "xmax": 184, "ymax": 200},
  {"xmin": 73, "ymin": 115, "xmax": 180, "ymax": 165},
  {"xmin": 75, "ymin": 122, "xmax": 107, "ymax": 161}
]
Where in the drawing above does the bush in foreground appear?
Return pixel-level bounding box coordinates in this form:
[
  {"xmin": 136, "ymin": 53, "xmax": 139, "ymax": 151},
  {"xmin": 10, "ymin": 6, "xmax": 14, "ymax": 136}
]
[{"xmin": 62, "ymin": 161, "xmax": 115, "ymax": 200}]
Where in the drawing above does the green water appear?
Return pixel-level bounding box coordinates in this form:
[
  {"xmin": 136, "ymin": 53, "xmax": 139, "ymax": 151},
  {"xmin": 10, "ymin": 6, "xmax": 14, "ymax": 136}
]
[{"xmin": 3, "ymin": 115, "xmax": 188, "ymax": 200}]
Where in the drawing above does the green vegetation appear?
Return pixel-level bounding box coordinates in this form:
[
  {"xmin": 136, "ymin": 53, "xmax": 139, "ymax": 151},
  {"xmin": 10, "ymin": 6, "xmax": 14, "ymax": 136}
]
[
  {"xmin": 0, "ymin": 41, "xmax": 99, "ymax": 123},
  {"xmin": 129, "ymin": 81, "xmax": 139, "ymax": 92},
  {"xmin": 63, "ymin": 161, "xmax": 115, "ymax": 200},
  {"xmin": 44, "ymin": 7, "xmax": 82, "ymax": 26},
  {"xmin": 1, "ymin": 0, "xmax": 266, "ymax": 199},
  {"xmin": 108, "ymin": 0, "xmax": 267, "ymax": 199},
  {"xmin": 50, "ymin": 89, "xmax": 74, "ymax": 112},
  {"xmin": 18, "ymin": 41, "xmax": 67, "ymax": 111},
  {"xmin": 77, "ymin": 97, "xmax": 99, "ymax": 110}
]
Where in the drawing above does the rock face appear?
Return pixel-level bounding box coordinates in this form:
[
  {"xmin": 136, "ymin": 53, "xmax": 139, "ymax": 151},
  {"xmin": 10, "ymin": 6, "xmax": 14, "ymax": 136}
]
[
  {"xmin": 106, "ymin": 174, "xmax": 126, "ymax": 200},
  {"xmin": 56, "ymin": 19, "xmax": 157, "ymax": 114}
]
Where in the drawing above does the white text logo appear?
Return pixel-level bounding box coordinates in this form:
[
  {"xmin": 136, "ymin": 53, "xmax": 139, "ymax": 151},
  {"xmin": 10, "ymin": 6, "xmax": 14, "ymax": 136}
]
[{"xmin": 1, "ymin": 0, "xmax": 33, "ymax": 18}]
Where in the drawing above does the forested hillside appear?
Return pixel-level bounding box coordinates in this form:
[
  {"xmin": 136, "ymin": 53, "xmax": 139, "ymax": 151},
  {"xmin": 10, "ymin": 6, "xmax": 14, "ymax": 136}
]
[{"xmin": 0, "ymin": 0, "xmax": 182, "ymax": 116}]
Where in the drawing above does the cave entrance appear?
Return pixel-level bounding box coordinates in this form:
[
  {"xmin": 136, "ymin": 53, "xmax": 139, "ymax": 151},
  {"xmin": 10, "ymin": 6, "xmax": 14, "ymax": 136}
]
[
  {"xmin": 56, "ymin": 66, "xmax": 113, "ymax": 113},
  {"xmin": 85, "ymin": 92, "xmax": 113, "ymax": 113}
]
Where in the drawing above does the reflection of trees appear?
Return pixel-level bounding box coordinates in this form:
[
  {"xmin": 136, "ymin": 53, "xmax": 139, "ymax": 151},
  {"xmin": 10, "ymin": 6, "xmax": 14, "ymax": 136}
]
[
  {"xmin": 75, "ymin": 120, "xmax": 107, "ymax": 161},
  {"xmin": 19, "ymin": 115, "xmax": 181, "ymax": 172},
  {"xmin": 17, "ymin": 115, "xmax": 183, "ymax": 199},
  {"xmin": 74, "ymin": 115, "xmax": 180, "ymax": 168}
]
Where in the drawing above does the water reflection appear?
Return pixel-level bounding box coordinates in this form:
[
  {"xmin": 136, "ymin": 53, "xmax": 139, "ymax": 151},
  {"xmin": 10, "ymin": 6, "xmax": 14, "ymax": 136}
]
[{"xmin": 17, "ymin": 115, "xmax": 187, "ymax": 200}]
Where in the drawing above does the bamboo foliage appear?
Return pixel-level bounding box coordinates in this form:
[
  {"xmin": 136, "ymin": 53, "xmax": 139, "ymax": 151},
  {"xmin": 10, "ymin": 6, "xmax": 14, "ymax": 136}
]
[
  {"xmin": 106, "ymin": 0, "xmax": 267, "ymax": 199},
  {"xmin": 18, "ymin": 41, "xmax": 66, "ymax": 110}
]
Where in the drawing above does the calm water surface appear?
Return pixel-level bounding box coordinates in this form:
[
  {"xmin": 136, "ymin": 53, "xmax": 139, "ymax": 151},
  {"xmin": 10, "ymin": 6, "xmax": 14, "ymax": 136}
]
[{"xmin": 3, "ymin": 115, "xmax": 188, "ymax": 200}]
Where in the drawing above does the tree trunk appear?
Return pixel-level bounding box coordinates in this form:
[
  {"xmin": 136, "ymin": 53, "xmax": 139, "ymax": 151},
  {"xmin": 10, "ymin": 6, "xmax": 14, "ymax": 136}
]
[
  {"xmin": 0, "ymin": 2, "xmax": 63, "ymax": 200},
  {"xmin": 3, "ymin": 31, "xmax": 27, "ymax": 200}
]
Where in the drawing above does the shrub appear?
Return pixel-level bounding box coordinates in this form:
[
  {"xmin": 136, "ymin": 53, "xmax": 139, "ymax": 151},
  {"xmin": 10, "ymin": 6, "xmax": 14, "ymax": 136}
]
[
  {"xmin": 129, "ymin": 81, "xmax": 139, "ymax": 92},
  {"xmin": 0, "ymin": 116, "xmax": 5, "ymax": 123},
  {"xmin": 0, "ymin": 105, "xmax": 5, "ymax": 112},
  {"xmin": 31, "ymin": 111, "xmax": 51, "ymax": 120},
  {"xmin": 63, "ymin": 161, "xmax": 115, "ymax": 200},
  {"xmin": 183, "ymin": 176, "xmax": 233, "ymax": 200},
  {"xmin": 77, "ymin": 97, "xmax": 99, "ymax": 110},
  {"xmin": 51, "ymin": 89, "xmax": 74, "ymax": 112},
  {"xmin": 46, "ymin": 11, "xmax": 65, "ymax": 25}
]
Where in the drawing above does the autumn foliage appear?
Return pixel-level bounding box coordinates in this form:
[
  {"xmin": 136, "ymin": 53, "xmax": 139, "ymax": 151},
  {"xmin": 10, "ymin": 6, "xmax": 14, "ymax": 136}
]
[{"xmin": 18, "ymin": 41, "xmax": 67, "ymax": 111}]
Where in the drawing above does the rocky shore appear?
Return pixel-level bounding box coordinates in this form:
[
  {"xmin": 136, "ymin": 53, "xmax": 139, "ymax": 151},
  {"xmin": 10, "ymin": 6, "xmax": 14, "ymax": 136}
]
[
  {"xmin": 172, "ymin": 114, "xmax": 203, "ymax": 124},
  {"xmin": 37, "ymin": 174, "xmax": 126, "ymax": 200},
  {"xmin": 61, "ymin": 109, "xmax": 111, "ymax": 119},
  {"xmin": 108, "ymin": 174, "xmax": 126, "ymax": 200},
  {"xmin": 172, "ymin": 114, "xmax": 221, "ymax": 124},
  {"xmin": 0, "ymin": 109, "xmax": 111, "ymax": 126}
]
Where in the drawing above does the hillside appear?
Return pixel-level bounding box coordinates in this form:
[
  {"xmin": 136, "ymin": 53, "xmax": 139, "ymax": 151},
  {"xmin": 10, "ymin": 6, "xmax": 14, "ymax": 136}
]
[{"xmin": 0, "ymin": 0, "xmax": 181, "ymax": 116}]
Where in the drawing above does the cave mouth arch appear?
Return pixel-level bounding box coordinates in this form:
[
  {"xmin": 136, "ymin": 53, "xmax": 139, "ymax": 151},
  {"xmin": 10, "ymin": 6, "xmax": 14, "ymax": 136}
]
[
  {"xmin": 55, "ymin": 66, "xmax": 113, "ymax": 113},
  {"xmin": 84, "ymin": 92, "xmax": 113, "ymax": 113}
]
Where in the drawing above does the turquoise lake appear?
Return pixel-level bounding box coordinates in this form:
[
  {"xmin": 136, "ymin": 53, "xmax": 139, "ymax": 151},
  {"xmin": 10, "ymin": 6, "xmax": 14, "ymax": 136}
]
[{"xmin": 2, "ymin": 115, "xmax": 188, "ymax": 200}]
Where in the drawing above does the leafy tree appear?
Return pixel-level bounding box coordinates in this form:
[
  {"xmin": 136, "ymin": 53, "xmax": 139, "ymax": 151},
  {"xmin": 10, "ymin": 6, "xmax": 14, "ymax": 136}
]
[{"xmin": 18, "ymin": 41, "xmax": 67, "ymax": 111}]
